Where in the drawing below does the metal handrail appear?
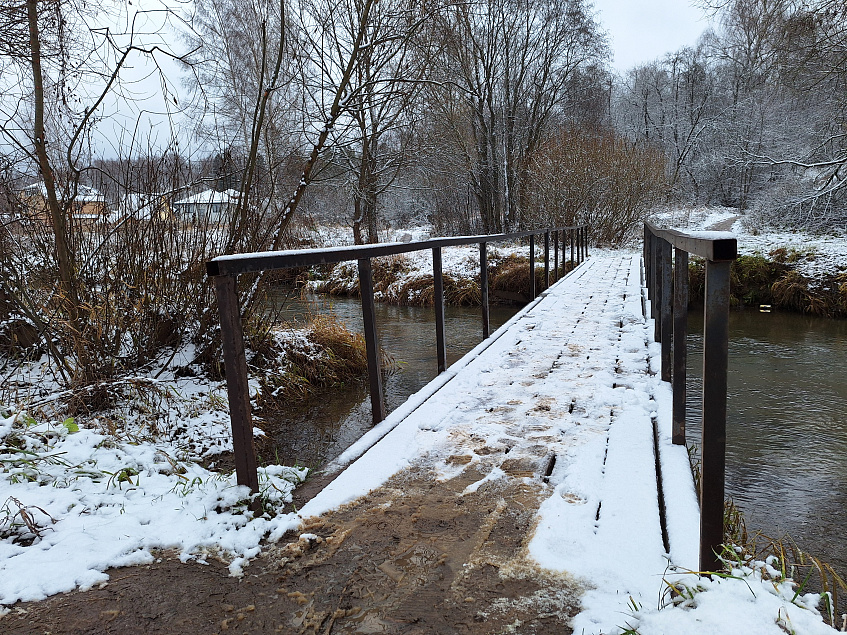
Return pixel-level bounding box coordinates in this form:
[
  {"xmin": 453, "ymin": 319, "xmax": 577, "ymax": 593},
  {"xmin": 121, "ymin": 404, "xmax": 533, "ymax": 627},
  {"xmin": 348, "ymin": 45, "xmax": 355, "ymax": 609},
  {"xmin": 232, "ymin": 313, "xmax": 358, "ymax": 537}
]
[
  {"xmin": 207, "ymin": 225, "xmax": 589, "ymax": 498},
  {"xmin": 644, "ymin": 220, "xmax": 737, "ymax": 573}
]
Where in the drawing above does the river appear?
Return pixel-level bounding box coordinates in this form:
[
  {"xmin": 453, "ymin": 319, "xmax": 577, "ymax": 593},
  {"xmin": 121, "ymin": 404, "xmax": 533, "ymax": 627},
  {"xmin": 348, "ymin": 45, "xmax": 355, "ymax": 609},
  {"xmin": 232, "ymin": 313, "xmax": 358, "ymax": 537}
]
[
  {"xmin": 686, "ymin": 309, "xmax": 847, "ymax": 583},
  {"xmin": 267, "ymin": 289, "xmax": 846, "ymax": 582}
]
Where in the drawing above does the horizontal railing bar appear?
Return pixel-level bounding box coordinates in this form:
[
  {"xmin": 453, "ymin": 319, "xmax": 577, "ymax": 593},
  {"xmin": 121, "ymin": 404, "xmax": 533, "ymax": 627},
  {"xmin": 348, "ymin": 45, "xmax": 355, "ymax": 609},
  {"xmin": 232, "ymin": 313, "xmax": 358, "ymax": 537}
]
[
  {"xmin": 645, "ymin": 220, "xmax": 737, "ymax": 261},
  {"xmin": 206, "ymin": 227, "xmax": 586, "ymax": 277}
]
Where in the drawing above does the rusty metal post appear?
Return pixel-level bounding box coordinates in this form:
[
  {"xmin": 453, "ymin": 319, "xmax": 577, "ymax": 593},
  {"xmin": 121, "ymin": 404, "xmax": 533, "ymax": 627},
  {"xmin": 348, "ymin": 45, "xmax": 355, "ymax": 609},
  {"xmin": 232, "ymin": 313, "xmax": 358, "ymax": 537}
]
[
  {"xmin": 480, "ymin": 242, "xmax": 490, "ymax": 339},
  {"xmin": 213, "ymin": 274, "xmax": 259, "ymax": 498},
  {"xmin": 529, "ymin": 234, "xmax": 536, "ymax": 300},
  {"xmin": 660, "ymin": 238, "xmax": 673, "ymax": 382},
  {"xmin": 700, "ymin": 259, "xmax": 731, "ymax": 573},
  {"xmin": 544, "ymin": 230, "xmax": 550, "ymax": 290},
  {"xmin": 433, "ymin": 247, "xmax": 447, "ymax": 373},
  {"xmin": 358, "ymin": 258, "xmax": 386, "ymax": 423},
  {"xmin": 673, "ymin": 248, "xmax": 689, "ymax": 445}
]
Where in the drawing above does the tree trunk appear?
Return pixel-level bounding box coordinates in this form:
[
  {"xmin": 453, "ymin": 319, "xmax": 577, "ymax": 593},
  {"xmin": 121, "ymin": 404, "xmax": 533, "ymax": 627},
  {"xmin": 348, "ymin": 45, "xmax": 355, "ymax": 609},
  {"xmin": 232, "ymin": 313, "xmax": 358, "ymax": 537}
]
[{"xmin": 27, "ymin": 0, "xmax": 82, "ymax": 382}]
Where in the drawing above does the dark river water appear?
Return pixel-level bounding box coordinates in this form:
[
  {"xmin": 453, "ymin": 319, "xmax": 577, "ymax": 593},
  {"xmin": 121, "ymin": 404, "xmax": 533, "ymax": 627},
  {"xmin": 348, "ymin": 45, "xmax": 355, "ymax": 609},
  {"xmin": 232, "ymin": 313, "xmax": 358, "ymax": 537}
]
[
  {"xmin": 264, "ymin": 291, "xmax": 518, "ymax": 468},
  {"xmin": 686, "ymin": 309, "xmax": 847, "ymax": 583},
  {"xmin": 268, "ymin": 289, "xmax": 846, "ymax": 582}
]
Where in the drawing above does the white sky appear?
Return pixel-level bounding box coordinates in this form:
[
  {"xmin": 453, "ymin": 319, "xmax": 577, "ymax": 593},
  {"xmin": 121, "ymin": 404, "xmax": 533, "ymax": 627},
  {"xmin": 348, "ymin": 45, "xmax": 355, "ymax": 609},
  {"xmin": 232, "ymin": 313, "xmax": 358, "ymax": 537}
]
[{"xmin": 592, "ymin": 0, "xmax": 714, "ymax": 73}]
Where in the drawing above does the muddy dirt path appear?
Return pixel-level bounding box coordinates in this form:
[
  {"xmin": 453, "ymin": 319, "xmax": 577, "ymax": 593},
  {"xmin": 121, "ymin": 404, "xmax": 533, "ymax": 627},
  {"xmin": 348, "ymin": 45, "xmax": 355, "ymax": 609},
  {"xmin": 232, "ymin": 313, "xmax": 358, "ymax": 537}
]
[
  {"xmin": 1, "ymin": 464, "xmax": 580, "ymax": 634},
  {"xmin": 705, "ymin": 216, "xmax": 740, "ymax": 232}
]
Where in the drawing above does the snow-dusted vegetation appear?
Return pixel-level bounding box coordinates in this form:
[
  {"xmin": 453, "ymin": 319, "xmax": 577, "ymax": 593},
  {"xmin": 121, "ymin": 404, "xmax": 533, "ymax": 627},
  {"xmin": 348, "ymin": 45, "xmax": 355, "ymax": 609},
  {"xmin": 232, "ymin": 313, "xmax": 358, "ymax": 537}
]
[{"xmin": 2, "ymin": 0, "xmax": 847, "ymax": 629}]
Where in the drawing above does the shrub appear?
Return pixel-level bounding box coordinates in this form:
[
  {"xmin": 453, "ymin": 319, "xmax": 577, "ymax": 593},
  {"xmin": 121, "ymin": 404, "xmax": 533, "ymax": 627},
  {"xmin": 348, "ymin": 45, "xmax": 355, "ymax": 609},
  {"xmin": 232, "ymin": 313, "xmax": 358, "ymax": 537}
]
[{"xmin": 524, "ymin": 127, "xmax": 668, "ymax": 245}]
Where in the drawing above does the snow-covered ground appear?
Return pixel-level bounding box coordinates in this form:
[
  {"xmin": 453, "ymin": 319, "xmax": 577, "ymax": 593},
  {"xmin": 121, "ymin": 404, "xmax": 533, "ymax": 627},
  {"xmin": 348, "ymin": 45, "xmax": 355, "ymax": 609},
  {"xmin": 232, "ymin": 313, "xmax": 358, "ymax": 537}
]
[
  {"xmin": 654, "ymin": 206, "xmax": 847, "ymax": 281},
  {"xmin": 2, "ymin": 218, "xmax": 843, "ymax": 632},
  {"xmin": 0, "ymin": 400, "xmax": 308, "ymax": 606}
]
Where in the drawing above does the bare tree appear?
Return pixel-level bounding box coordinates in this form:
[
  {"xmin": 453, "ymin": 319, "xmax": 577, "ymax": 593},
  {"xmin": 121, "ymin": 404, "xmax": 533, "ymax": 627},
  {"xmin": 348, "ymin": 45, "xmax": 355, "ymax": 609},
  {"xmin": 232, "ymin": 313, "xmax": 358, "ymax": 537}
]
[
  {"xmin": 429, "ymin": 0, "xmax": 607, "ymax": 233},
  {"xmin": 616, "ymin": 45, "xmax": 717, "ymax": 199},
  {"xmin": 0, "ymin": 0, "xmax": 198, "ymax": 384}
]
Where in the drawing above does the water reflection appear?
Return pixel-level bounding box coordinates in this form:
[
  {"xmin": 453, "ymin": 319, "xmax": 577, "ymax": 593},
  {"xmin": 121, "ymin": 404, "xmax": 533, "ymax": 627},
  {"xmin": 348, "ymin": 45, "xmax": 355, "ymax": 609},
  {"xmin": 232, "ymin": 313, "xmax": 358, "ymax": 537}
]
[{"xmin": 686, "ymin": 309, "xmax": 847, "ymax": 581}]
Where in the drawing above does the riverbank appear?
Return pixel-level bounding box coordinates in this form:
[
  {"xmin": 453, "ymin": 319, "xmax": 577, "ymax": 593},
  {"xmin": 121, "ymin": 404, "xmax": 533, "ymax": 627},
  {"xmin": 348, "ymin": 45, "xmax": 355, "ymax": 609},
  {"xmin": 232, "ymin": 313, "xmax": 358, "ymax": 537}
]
[
  {"xmin": 656, "ymin": 207, "xmax": 847, "ymax": 317},
  {"xmin": 306, "ymin": 236, "xmax": 575, "ymax": 306}
]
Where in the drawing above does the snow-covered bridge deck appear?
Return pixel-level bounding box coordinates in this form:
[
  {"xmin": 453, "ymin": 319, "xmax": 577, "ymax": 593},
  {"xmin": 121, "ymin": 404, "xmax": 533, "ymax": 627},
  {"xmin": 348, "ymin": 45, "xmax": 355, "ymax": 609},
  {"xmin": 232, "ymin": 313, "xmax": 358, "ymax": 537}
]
[{"xmin": 281, "ymin": 251, "xmax": 700, "ymax": 632}]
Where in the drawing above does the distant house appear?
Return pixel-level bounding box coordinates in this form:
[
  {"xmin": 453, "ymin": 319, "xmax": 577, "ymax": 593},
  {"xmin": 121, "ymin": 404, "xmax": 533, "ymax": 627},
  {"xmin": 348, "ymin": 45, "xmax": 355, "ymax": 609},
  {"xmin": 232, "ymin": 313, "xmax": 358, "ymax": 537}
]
[
  {"xmin": 171, "ymin": 189, "xmax": 240, "ymax": 224},
  {"xmin": 108, "ymin": 193, "xmax": 176, "ymax": 226},
  {"xmin": 18, "ymin": 182, "xmax": 107, "ymax": 225}
]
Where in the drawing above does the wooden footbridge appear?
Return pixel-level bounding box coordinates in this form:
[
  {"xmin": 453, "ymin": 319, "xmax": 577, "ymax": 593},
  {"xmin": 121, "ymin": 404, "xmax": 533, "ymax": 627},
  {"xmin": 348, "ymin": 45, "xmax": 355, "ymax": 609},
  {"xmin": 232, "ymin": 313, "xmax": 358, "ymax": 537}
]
[{"xmin": 206, "ymin": 224, "xmax": 738, "ymax": 632}]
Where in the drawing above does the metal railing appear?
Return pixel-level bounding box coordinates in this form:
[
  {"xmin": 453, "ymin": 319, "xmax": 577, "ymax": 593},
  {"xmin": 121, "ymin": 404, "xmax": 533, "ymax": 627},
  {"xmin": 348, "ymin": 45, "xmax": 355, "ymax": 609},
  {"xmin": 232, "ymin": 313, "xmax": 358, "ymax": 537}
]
[
  {"xmin": 643, "ymin": 221, "xmax": 737, "ymax": 572},
  {"xmin": 207, "ymin": 226, "xmax": 588, "ymax": 496}
]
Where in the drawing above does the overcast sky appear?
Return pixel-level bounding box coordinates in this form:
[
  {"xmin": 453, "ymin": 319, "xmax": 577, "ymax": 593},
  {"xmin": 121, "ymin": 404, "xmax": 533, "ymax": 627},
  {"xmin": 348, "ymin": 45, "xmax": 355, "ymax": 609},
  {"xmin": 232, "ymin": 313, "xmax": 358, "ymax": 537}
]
[{"xmin": 592, "ymin": 0, "xmax": 714, "ymax": 73}]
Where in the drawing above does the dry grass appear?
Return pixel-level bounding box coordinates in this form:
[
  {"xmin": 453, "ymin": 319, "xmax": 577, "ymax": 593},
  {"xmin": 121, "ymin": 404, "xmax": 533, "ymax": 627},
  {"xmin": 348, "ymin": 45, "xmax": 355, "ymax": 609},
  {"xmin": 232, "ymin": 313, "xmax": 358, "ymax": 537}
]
[
  {"xmin": 687, "ymin": 446, "xmax": 846, "ymax": 627},
  {"xmin": 688, "ymin": 255, "xmax": 847, "ymax": 318},
  {"xmin": 721, "ymin": 498, "xmax": 847, "ymax": 627},
  {"xmin": 256, "ymin": 313, "xmax": 379, "ymax": 409}
]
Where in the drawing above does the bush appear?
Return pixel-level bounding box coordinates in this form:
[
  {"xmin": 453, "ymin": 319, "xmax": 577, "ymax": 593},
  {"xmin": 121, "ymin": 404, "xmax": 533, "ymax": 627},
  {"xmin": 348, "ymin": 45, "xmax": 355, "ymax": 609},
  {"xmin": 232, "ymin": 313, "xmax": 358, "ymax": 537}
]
[{"xmin": 524, "ymin": 126, "xmax": 668, "ymax": 245}]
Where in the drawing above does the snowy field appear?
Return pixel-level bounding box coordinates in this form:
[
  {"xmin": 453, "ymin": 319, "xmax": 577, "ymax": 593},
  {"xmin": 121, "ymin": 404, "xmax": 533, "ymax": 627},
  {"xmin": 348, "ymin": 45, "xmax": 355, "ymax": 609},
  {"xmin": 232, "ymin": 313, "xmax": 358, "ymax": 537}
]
[
  {"xmin": 654, "ymin": 206, "xmax": 847, "ymax": 281},
  {"xmin": 2, "ymin": 216, "xmax": 843, "ymax": 632}
]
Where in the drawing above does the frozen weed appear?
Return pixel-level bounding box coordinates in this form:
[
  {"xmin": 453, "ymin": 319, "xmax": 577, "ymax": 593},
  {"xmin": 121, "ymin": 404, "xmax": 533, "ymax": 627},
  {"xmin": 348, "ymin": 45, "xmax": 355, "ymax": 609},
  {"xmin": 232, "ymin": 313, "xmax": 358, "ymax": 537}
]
[{"xmin": 0, "ymin": 496, "xmax": 56, "ymax": 545}]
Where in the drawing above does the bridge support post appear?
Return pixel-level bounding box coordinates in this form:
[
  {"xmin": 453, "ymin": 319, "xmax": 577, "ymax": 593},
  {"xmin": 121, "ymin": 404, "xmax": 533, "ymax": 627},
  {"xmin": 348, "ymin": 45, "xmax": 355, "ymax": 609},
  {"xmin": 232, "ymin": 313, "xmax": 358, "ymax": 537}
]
[
  {"xmin": 578, "ymin": 227, "xmax": 583, "ymax": 263},
  {"xmin": 529, "ymin": 234, "xmax": 536, "ymax": 300},
  {"xmin": 700, "ymin": 259, "xmax": 731, "ymax": 573},
  {"xmin": 213, "ymin": 274, "xmax": 260, "ymax": 502},
  {"xmin": 433, "ymin": 247, "xmax": 447, "ymax": 373},
  {"xmin": 673, "ymin": 248, "xmax": 689, "ymax": 445},
  {"xmin": 480, "ymin": 242, "xmax": 490, "ymax": 339},
  {"xmin": 544, "ymin": 230, "xmax": 550, "ymax": 290},
  {"xmin": 358, "ymin": 258, "xmax": 387, "ymax": 423}
]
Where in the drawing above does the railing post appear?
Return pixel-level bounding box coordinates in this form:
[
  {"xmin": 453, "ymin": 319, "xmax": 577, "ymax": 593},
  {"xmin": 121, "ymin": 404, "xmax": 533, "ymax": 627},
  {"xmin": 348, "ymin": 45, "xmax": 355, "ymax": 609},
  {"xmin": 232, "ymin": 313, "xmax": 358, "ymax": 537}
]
[
  {"xmin": 570, "ymin": 228, "xmax": 575, "ymax": 267},
  {"xmin": 700, "ymin": 259, "xmax": 731, "ymax": 573},
  {"xmin": 529, "ymin": 233, "xmax": 536, "ymax": 300},
  {"xmin": 673, "ymin": 248, "xmax": 689, "ymax": 445},
  {"xmin": 544, "ymin": 230, "xmax": 550, "ymax": 290},
  {"xmin": 660, "ymin": 238, "xmax": 673, "ymax": 382},
  {"xmin": 212, "ymin": 274, "xmax": 260, "ymax": 500},
  {"xmin": 645, "ymin": 229, "xmax": 653, "ymax": 316},
  {"xmin": 480, "ymin": 242, "xmax": 490, "ymax": 339},
  {"xmin": 583, "ymin": 226, "xmax": 589, "ymax": 260},
  {"xmin": 553, "ymin": 230, "xmax": 559, "ymax": 281},
  {"xmin": 578, "ymin": 227, "xmax": 583, "ymax": 263},
  {"xmin": 433, "ymin": 247, "xmax": 447, "ymax": 373},
  {"xmin": 358, "ymin": 258, "xmax": 387, "ymax": 423},
  {"xmin": 654, "ymin": 236, "xmax": 664, "ymax": 342}
]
